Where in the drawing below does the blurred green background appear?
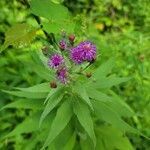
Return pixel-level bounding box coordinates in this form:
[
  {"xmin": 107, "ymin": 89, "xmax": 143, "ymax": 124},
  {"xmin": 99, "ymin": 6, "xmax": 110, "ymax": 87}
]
[{"xmin": 0, "ymin": 0, "xmax": 150, "ymax": 149}]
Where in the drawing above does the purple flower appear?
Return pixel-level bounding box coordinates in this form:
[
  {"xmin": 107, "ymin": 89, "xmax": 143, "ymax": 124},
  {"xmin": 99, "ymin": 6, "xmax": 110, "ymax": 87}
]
[
  {"xmin": 59, "ymin": 40, "xmax": 67, "ymax": 50},
  {"xmin": 78, "ymin": 41, "xmax": 96, "ymax": 61},
  {"xmin": 48, "ymin": 54, "xmax": 64, "ymax": 69},
  {"xmin": 70, "ymin": 46, "xmax": 83, "ymax": 64},
  {"xmin": 70, "ymin": 41, "xmax": 96, "ymax": 64},
  {"xmin": 56, "ymin": 67, "xmax": 68, "ymax": 84}
]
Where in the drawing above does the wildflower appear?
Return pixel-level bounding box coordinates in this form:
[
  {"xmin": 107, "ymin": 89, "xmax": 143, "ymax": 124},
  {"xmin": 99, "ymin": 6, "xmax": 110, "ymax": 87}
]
[
  {"xmin": 78, "ymin": 41, "xmax": 96, "ymax": 62},
  {"xmin": 48, "ymin": 54, "xmax": 64, "ymax": 69},
  {"xmin": 71, "ymin": 41, "xmax": 96, "ymax": 64},
  {"xmin": 56, "ymin": 67, "xmax": 68, "ymax": 84},
  {"xmin": 70, "ymin": 46, "xmax": 83, "ymax": 64}
]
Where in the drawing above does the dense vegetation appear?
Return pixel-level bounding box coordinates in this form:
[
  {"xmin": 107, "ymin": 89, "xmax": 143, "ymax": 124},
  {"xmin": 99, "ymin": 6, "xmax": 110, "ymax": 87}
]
[{"xmin": 0, "ymin": 0, "xmax": 149, "ymax": 149}]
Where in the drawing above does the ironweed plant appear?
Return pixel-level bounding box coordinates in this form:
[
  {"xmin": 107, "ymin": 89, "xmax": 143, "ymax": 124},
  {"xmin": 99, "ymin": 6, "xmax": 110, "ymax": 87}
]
[{"xmin": 1, "ymin": 0, "xmax": 148, "ymax": 149}]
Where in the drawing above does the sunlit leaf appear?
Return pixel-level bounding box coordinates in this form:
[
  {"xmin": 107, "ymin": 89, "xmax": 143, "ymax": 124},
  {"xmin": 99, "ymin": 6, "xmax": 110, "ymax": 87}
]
[
  {"xmin": 89, "ymin": 76, "xmax": 131, "ymax": 89},
  {"xmin": 96, "ymin": 125, "xmax": 134, "ymax": 150},
  {"xmin": 1, "ymin": 99, "xmax": 43, "ymax": 110},
  {"xmin": 92, "ymin": 100, "xmax": 138, "ymax": 133},
  {"xmin": 74, "ymin": 83, "xmax": 93, "ymax": 110},
  {"xmin": 73, "ymin": 97, "xmax": 96, "ymax": 147},
  {"xmin": 3, "ymin": 90, "xmax": 48, "ymax": 99},
  {"xmin": 43, "ymin": 99, "xmax": 73, "ymax": 148},
  {"xmin": 15, "ymin": 82, "xmax": 50, "ymax": 93},
  {"xmin": 63, "ymin": 132, "xmax": 76, "ymax": 150},
  {"xmin": 1, "ymin": 23, "xmax": 37, "ymax": 52},
  {"xmin": 93, "ymin": 57, "xmax": 115, "ymax": 79},
  {"xmin": 39, "ymin": 87, "xmax": 64, "ymax": 126},
  {"xmin": 30, "ymin": 0, "xmax": 69, "ymax": 21}
]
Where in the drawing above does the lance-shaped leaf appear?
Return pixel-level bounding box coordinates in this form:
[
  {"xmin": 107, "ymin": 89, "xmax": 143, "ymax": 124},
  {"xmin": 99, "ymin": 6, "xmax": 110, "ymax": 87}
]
[
  {"xmin": 44, "ymin": 86, "xmax": 62, "ymax": 104},
  {"xmin": 86, "ymin": 86, "xmax": 112, "ymax": 102},
  {"xmin": 54, "ymin": 124, "xmax": 74, "ymax": 150},
  {"xmin": 93, "ymin": 57, "xmax": 115, "ymax": 79},
  {"xmin": 1, "ymin": 99, "xmax": 44, "ymax": 110},
  {"xmin": 42, "ymin": 99, "xmax": 73, "ymax": 148},
  {"xmin": 74, "ymin": 83, "xmax": 93, "ymax": 110},
  {"xmin": 3, "ymin": 90, "xmax": 48, "ymax": 99},
  {"xmin": 5, "ymin": 113, "xmax": 39, "ymax": 137},
  {"xmin": 31, "ymin": 63, "xmax": 54, "ymax": 81},
  {"xmin": 63, "ymin": 132, "xmax": 76, "ymax": 150},
  {"xmin": 86, "ymin": 86, "xmax": 134, "ymax": 117},
  {"xmin": 14, "ymin": 82, "xmax": 50, "ymax": 93},
  {"xmin": 89, "ymin": 76, "xmax": 131, "ymax": 89},
  {"xmin": 92, "ymin": 100, "xmax": 138, "ymax": 133},
  {"xmin": 5, "ymin": 112, "xmax": 55, "ymax": 138},
  {"xmin": 1, "ymin": 23, "xmax": 37, "ymax": 52},
  {"xmin": 96, "ymin": 126, "xmax": 133, "ymax": 150},
  {"xmin": 39, "ymin": 87, "xmax": 64, "ymax": 126},
  {"xmin": 73, "ymin": 98, "xmax": 96, "ymax": 148}
]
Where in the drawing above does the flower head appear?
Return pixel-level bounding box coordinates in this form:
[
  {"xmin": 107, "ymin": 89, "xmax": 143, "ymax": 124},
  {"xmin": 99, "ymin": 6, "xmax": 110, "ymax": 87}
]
[
  {"xmin": 78, "ymin": 41, "xmax": 96, "ymax": 62},
  {"xmin": 70, "ymin": 41, "xmax": 96, "ymax": 64},
  {"xmin": 70, "ymin": 46, "xmax": 83, "ymax": 64},
  {"xmin": 56, "ymin": 67, "xmax": 68, "ymax": 84},
  {"xmin": 48, "ymin": 54, "xmax": 64, "ymax": 69}
]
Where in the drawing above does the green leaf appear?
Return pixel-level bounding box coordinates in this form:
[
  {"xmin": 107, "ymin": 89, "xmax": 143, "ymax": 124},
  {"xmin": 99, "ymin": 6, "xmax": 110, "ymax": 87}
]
[
  {"xmin": 93, "ymin": 57, "xmax": 115, "ymax": 79},
  {"xmin": 44, "ymin": 87, "xmax": 62, "ymax": 104},
  {"xmin": 96, "ymin": 126, "xmax": 133, "ymax": 150},
  {"xmin": 32, "ymin": 64, "xmax": 54, "ymax": 81},
  {"xmin": 1, "ymin": 99, "xmax": 43, "ymax": 110},
  {"xmin": 89, "ymin": 76, "xmax": 131, "ymax": 89},
  {"xmin": 80, "ymin": 135, "xmax": 94, "ymax": 150},
  {"xmin": 74, "ymin": 83, "xmax": 93, "ymax": 110},
  {"xmin": 15, "ymin": 82, "xmax": 50, "ymax": 93},
  {"xmin": 51, "ymin": 0, "xmax": 64, "ymax": 4},
  {"xmin": 1, "ymin": 23, "xmax": 37, "ymax": 52},
  {"xmin": 5, "ymin": 113, "xmax": 40, "ymax": 137},
  {"xmin": 63, "ymin": 132, "xmax": 76, "ymax": 150},
  {"xmin": 86, "ymin": 86, "xmax": 134, "ymax": 117},
  {"xmin": 30, "ymin": 51, "xmax": 54, "ymax": 80},
  {"xmin": 43, "ymin": 20, "xmax": 75, "ymax": 34},
  {"xmin": 86, "ymin": 86, "xmax": 111, "ymax": 102},
  {"xmin": 39, "ymin": 87, "xmax": 64, "ymax": 126},
  {"xmin": 54, "ymin": 123, "xmax": 74, "ymax": 150},
  {"xmin": 107, "ymin": 92, "xmax": 135, "ymax": 117},
  {"xmin": 43, "ymin": 99, "xmax": 73, "ymax": 148},
  {"xmin": 3, "ymin": 90, "xmax": 48, "ymax": 99},
  {"xmin": 5, "ymin": 112, "xmax": 55, "ymax": 138},
  {"xmin": 92, "ymin": 100, "xmax": 138, "ymax": 133},
  {"xmin": 30, "ymin": 0, "xmax": 69, "ymax": 21},
  {"xmin": 73, "ymin": 98, "xmax": 96, "ymax": 148}
]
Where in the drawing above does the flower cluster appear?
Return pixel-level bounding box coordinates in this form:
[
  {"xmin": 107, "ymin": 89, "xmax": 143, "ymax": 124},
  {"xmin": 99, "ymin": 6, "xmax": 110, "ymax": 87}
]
[
  {"xmin": 47, "ymin": 34, "xmax": 97, "ymax": 84},
  {"xmin": 48, "ymin": 54, "xmax": 68, "ymax": 84}
]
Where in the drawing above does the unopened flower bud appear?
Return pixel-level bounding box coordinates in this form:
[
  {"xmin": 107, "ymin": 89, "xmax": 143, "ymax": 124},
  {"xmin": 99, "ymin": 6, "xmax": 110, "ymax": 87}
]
[
  {"xmin": 69, "ymin": 34, "xmax": 75, "ymax": 42},
  {"xmin": 86, "ymin": 72, "xmax": 92, "ymax": 78},
  {"xmin": 50, "ymin": 81, "xmax": 57, "ymax": 88}
]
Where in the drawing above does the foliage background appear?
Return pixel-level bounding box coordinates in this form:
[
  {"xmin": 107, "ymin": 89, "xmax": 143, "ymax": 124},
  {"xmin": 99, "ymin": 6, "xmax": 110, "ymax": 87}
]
[{"xmin": 0, "ymin": 0, "xmax": 150, "ymax": 149}]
